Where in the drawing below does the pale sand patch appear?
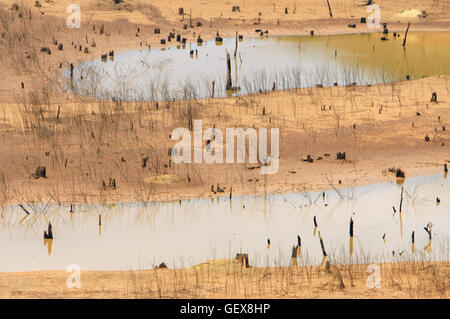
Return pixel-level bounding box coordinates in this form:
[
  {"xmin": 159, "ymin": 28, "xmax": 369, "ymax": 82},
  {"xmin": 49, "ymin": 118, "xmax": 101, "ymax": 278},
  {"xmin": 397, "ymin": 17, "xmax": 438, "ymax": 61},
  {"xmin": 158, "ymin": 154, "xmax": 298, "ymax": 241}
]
[{"xmin": 397, "ymin": 9, "xmax": 427, "ymax": 20}]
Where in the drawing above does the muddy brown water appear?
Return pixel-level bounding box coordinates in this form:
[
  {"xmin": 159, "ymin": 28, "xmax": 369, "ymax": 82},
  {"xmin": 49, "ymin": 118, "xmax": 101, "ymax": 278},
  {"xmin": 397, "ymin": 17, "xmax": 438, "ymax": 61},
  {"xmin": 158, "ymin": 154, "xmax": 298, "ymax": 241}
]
[
  {"xmin": 0, "ymin": 174, "xmax": 448, "ymax": 272},
  {"xmin": 69, "ymin": 32, "xmax": 450, "ymax": 101}
]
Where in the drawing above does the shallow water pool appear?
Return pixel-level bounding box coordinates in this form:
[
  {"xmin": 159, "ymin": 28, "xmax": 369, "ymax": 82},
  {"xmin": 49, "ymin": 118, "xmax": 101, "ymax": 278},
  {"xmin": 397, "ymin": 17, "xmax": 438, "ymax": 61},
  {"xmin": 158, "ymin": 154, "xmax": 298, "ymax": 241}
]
[{"xmin": 68, "ymin": 32, "xmax": 450, "ymax": 101}]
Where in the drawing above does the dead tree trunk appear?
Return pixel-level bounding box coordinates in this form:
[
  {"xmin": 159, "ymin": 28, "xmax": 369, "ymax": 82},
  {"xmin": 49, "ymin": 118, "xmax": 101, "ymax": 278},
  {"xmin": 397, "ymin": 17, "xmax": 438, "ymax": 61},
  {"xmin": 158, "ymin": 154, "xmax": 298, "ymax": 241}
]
[
  {"xmin": 33, "ymin": 166, "xmax": 47, "ymax": 178},
  {"xmin": 226, "ymin": 52, "xmax": 232, "ymax": 90},
  {"xmin": 319, "ymin": 232, "xmax": 327, "ymax": 257},
  {"xmin": 19, "ymin": 204, "xmax": 30, "ymax": 215},
  {"xmin": 402, "ymin": 22, "xmax": 410, "ymax": 48},
  {"xmin": 291, "ymin": 246, "xmax": 298, "ymax": 266},
  {"xmin": 234, "ymin": 31, "xmax": 238, "ymax": 83},
  {"xmin": 326, "ymin": 0, "xmax": 333, "ymax": 17}
]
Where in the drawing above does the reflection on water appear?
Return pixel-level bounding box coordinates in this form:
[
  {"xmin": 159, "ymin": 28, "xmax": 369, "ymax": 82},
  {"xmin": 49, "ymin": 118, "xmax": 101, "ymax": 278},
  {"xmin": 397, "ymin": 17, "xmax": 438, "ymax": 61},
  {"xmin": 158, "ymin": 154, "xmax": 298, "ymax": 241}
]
[
  {"xmin": 68, "ymin": 32, "xmax": 450, "ymax": 101},
  {"xmin": 43, "ymin": 239, "xmax": 53, "ymax": 256},
  {"xmin": 0, "ymin": 174, "xmax": 449, "ymax": 272}
]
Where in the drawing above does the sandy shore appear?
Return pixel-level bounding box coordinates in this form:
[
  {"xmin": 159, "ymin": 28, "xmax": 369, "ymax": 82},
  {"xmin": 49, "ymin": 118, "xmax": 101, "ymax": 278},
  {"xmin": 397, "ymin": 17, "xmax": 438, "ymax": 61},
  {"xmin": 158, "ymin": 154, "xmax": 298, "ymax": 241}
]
[{"xmin": 0, "ymin": 259, "xmax": 448, "ymax": 298}]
